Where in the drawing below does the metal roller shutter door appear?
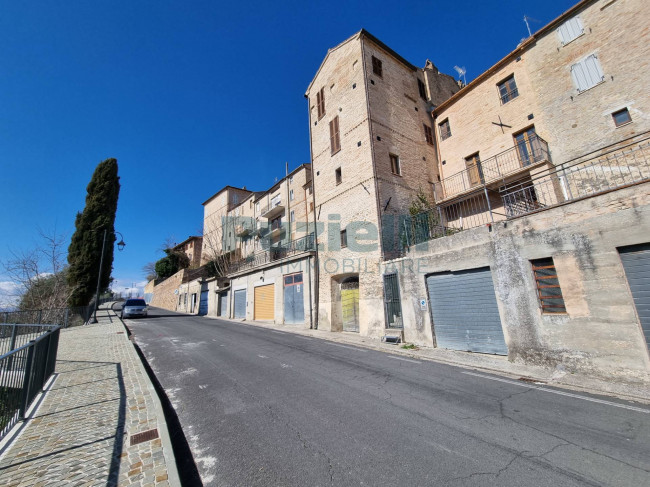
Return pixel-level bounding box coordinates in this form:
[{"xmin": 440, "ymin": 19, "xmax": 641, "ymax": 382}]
[
  {"xmin": 426, "ymin": 267, "xmax": 508, "ymax": 355},
  {"xmin": 619, "ymin": 244, "xmax": 650, "ymax": 350},
  {"xmin": 233, "ymin": 289, "xmax": 246, "ymax": 319},
  {"xmin": 254, "ymin": 284, "xmax": 275, "ymax": 321},
  {"xmin": 198, "ymin": 290, "xmax": 209, "ymax": 315}
]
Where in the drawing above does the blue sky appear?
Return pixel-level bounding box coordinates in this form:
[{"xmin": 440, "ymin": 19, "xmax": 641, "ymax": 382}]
[{"xmin": 0, "ymin": 0, "xmax": 577, "ymax": 301}]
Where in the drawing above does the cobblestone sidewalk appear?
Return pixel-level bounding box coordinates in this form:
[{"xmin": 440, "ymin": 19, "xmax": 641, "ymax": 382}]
[{"xmin": 0, "ymin": 304, "xmax": 179, "ymax": 486}]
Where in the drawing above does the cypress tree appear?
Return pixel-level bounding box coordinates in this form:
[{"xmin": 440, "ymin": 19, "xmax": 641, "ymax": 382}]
[{"xmin": 67, "ymin": 158, "xmax": 121, "ymax": 307}]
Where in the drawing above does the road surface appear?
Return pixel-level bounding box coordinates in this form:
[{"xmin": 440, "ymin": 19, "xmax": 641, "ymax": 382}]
[{"xmin": 126, "ymin": 307, "xmax": 650, "ymax": 486}]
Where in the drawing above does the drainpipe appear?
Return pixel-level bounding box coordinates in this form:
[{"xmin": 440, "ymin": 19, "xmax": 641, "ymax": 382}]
[
  {"xmin": 307, "ymin": 254, "xmax": 313, "ymax": 329},
  {"xmin": 305, "ymin": 91, "xmax": 319, "ymax": 329}
]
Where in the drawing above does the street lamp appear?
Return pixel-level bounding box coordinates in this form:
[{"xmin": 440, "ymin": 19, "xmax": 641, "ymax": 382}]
[{"xmin": 90, "ymin": 228, "xmax": 126, "ymax": 323}]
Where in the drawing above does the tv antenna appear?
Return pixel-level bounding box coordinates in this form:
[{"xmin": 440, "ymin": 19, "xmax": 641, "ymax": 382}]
[
  {"xmin": 453, "ymin": 65, "xmax": 466, "ymax": 86},
  {"xmin": 523, "ymin": 15, "xmax": 541, "ymax": 37}
]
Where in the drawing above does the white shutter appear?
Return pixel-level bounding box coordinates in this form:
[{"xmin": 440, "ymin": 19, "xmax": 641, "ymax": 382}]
[
  {"xmin": 584, "ymin": 54, "xmax": 604, "ymax": 85},
  {"xmin": 558, "ymin": 16, "xmax": 584, "ymax": 45},
  {"xmin": 570, "ymin": 54, "xmax": 604, "ymax": 92}
]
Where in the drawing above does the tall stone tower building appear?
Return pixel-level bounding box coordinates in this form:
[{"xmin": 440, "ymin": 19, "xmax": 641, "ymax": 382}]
[{"xmin": 305, "ymin": 30, "xmax": 459, "ymax": 337}]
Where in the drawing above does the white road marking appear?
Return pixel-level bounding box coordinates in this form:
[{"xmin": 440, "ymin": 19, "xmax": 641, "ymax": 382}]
[
  {"xmin": 329, "ymin": 343, "xmax": 367, "ymax": 352},
  {"xmin": 280, "ymin": 363, "xmax": 292, "ymax": 368},
  {"xmin": 462, "ymin": 371, "xmax": 650, "ymax": 413},
  {"xmin": 388, "ymin": 356, "xmax": 421, "ymax": 364},
  {"xmin": 258, "ymin": 355, "xmax": 268, "ymax": 359},
  {"xmin": 199, "ymin": 384, "xmax": 208, "ymax": 389}
]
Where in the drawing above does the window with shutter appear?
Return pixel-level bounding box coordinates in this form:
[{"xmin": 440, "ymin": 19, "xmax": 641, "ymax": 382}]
[
  {"xmin": 570, "ymin": 54, "xmax": 604, "ymax": 92},
  {"xmin": 330, "ymin": 116, "xmax": 341, "ymax": 155},
  {"xmin": 390, "ymin": 154, "xmax": 400, "ymax": 175},
  {"xmin": 423, "ymin": 124, "xmax": 434, "ymax": 145},
  {"xmin": 557, "ymin": 16, "xmax": 584, "ymax": 45},
  {"xmin": 418, "ymin": 79, "xmax": 427, "ymax": 100},
  {"xmin": 316, "ymin": 87, "xmax": 325, "ymax": 119},
  {"xmin": 372, "ymin": 56, "xmax": 383, "ymax": 77},
  {"xmin": 439, "ymin": 119, "xmax": 452, "ymax": 140}
]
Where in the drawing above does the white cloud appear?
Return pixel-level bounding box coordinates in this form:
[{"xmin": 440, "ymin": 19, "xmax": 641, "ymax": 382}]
[{"xmin": 0, "ymin": 281, "xmax": 21, "ymax": 310}]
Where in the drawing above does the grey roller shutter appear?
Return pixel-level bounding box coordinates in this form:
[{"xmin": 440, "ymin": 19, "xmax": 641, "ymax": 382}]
[
  {"xmin": 426, "ymin": 267, "xmax": 508, "ymax": 355},
  {"xmin": 234, "ymin": 289, "xmax": 246, "ymax": 319},
  {"xmin": 619, "ymin": 244, "xmax": 650, "ymax": 350}
]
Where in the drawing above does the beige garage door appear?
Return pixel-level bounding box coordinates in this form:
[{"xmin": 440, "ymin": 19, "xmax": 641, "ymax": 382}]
[{"xmin": 254, "ymin": 284, "xmax": 275, "ymax": 321}]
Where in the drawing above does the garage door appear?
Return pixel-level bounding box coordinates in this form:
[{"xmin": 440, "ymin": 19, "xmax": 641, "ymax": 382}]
[
  {"xmin": 233, "ymin": 289, "xmax": 246, "ymax": 319},
  {"xmin": 254, "ymin": 284, "xmax": 275, "ymax": 321},
  {"xmin": 426, "ymin": 267, "xmax": 508, "ymax": 355},
  {"xmin": 619, "ymin": 243, "xmax": 650, "ymax": 350}
]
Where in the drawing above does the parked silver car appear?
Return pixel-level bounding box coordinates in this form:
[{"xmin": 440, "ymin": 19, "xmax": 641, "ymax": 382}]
[{"xmin": 121, "ymin": 299, "xmax": 148, "ymax": 319}]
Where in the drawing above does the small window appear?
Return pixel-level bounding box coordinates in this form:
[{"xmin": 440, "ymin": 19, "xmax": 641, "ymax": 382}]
[
  {"xmin": 439, "ymin": 119, "xmax": 452, "ymax": 140},
  {"xmin": 557, "ymin": 16, "xmax": 584, "ymax": 45},
  {"xmin": 423, "ymin": 124, "xmax": 434, "ymax": 145},
  {"xmin": 316, "ymin": 87, "xmax": 325, "ymax": 119},
  {"xmin": 335, "ymin": 167, "xmax": 342, "ymax": 185},
  {"xmin": 290, "ymin": 210, "xmax": 295, "ymax": 222},
  {"xmin": 531, "ymin": 258, "xmax": 566, "ymax": 313},
  {"xmin": 255, "ymin": 202, "xmax": 260, "ymax": 213},
  {"xmin": 290, "ymin": 189, "xmax": 294, "ymax": 201},
  {"xmin": 390, "ymin": 154, "xmax": 401, "ymax": 175},
  {"xmin": 309, "ymin": 202, "xmax": 314, "ymax": 211},
  {"xmin": 612, "ymin": 108, "xmax": 632, "ymax": 127},
  {"xmin": 340, "ymin": 229, "xmax": 347, "ymax": 248},
  {"xmin": 417, "ymin": 79, "xmax": 427, "ymax": 100},
  {"xmin": 497, "ymin": 75, "xmax": 518, "ymax": 104},
  {"xmin": 372, "ymin": 56, "xmax": 383, "ymax": 77},
  {"xmin": 330, "ymin": 116, "xmax": 341, "ymax": 155},
  {"xmin": 571, "ymin": 54, "xmax": 605, "ymax": 92}
]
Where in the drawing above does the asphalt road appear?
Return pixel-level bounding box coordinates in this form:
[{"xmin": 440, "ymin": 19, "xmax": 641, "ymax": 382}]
[{"xmin": 125, "ymin": 307, "xmax": 650, "ymax": 487}]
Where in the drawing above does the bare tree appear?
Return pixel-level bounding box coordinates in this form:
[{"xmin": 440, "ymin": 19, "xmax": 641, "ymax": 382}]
[
  {"xmin": 202, "ymin": 213, "xmax": 242, "ymax": 278},
  {"xmin": 142, "ymin": 261, "xmax": 158, "ymax": 282},
  {"xmin": 2, "ymin": 230, "xmax": 75, "ymax": 318}
]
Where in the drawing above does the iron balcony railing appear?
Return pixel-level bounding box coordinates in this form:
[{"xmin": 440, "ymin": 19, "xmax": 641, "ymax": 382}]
[
  {"xmin": 228, "ymin": 234, "xmax": 315, "ymax": 274},
  {"xmin": 0, "ymin": 325, "xmax": 61, "ymax": 441},
  {"xmin": 434, "ymin": 135, "xmax": 550, "ymax": 201},
  {"xmin": 501, "ymin": 136, "xmax": 650, "ymax": 218},
  {"xmin": 500, "ymin": 87, "xmax": 519, "ymax": 104},
  {"xmin": 392, "ymin": 134, "xmax": 650, "ymax": 257},
  {"xmin": 260, "ymin": 198, "xmax": 284, "ymax": 218}
]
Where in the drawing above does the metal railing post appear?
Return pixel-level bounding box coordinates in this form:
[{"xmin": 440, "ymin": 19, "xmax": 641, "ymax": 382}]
[
  {"xmin": 64, "ymin": 308, "xmax": 69, "ymax": 328},
  {"xmin": 19, "ymin": 342, "xmax": 36, "ymax": 420},
  {"xmin": 483, "ymin": 187, "xmax": 494, "ymax": 223},
  {"xmin": 7, "ymin": 324, "xmax": 18, "ymax": 370}
]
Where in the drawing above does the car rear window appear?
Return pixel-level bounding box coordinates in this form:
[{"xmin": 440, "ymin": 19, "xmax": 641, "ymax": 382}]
[{"xmin": 125, "ymin": 299, "xmax": 146, "ymax": 306}]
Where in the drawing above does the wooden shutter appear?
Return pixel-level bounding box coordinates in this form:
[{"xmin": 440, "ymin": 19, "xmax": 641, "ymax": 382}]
[
  {"xmin": 558, "ymin": 16, "xmax": 583, "ymax": 45},
  {"xmin": 372, "ymin": 56, "xmax": 382, "ymax": 77},
  {"xmin": 330, "ymin": 116, "xmax": 340, "ymax": 154},
  {"xmin": 465, "ymin": 154, "xmax": 482, "ymax": 187},
  {"xmin": 316, "ymin": 88, "xmax": 325, "ymax": 119},
  {"xmin": 571, "ymin": 54, "xmax": 604, "ymax": 92},
  {"xmin": 424, "ymin": 124, "xmax": 433, "ymax": 145}
]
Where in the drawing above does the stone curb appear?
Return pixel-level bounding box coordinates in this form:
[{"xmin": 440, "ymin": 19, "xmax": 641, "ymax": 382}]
[
  {"xmin": 203, "ymin": 314, "xmax": 650, "ymax": 405},
  {"xmin": 108, "ymin": 303, "xmax": 182, "ymax": 487}
]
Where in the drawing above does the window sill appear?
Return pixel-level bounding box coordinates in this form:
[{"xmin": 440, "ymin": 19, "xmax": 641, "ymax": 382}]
[
  {"xmin": 331, "ymin": 148, "xmax": 341, "ymax": 156},
  {"xmin": 615, "ymin": 121, "xmax": 633, "ymax": 129},
  {"xmin": 391, "ymin": 172, "xmax": 402, "ymax": 177}
]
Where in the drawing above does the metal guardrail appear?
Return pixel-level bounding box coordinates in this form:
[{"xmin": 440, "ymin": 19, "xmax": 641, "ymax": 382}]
[
  {"xmin": 0, "ymin": 324, "xmax": 58, "ymax": 356},
  {"xmin": 433, "ymin": 136, "xmax": 550, "ymax": 201},
  {"xmin": 0, "ymin": 325, "xmax": 61, "ymax": 441},
  {"xmin": 2, "ymin": 306, "xmax": 94, "ymax": 329},
  {"xmin": 229, "ymin": 234, "xmax": 315, "ymax": 274}
]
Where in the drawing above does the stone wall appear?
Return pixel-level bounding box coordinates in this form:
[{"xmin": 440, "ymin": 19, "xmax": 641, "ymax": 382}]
[
  {"xmin": 384, "ymin": 181, "xmax": 650, "ymax": 382},
  {"xmin": 150, "ymin": 270, "xmax": 184, "ymax": 311}
]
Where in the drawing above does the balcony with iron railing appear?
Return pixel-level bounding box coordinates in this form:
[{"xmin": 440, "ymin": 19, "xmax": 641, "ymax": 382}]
[
  {"xmin": 260, "ymin": 198, "xmax": 284, "ymax": 219},
  {"xmin": 433, "ymin": 135, "xmax": 551, "ymax": 202},
  {"xmin": 228, "ymin": 233, "xmax": 316, "ymax": 275}
]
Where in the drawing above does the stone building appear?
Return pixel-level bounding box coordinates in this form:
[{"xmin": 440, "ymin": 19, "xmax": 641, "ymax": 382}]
[
  {"xmin": 306, "ymin": 0, "xmax": 650, "ymax": 382},
  {"xmin": 305, "ymin": 29, "xmax": 459, "ymax": 337},
  {"xmin": 172, "ymin": 236, "xmax": 203, "ymax": 269},
  {"xmin": 205, "ymin": 165, "xmax": 317, "ymax": 327}
]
